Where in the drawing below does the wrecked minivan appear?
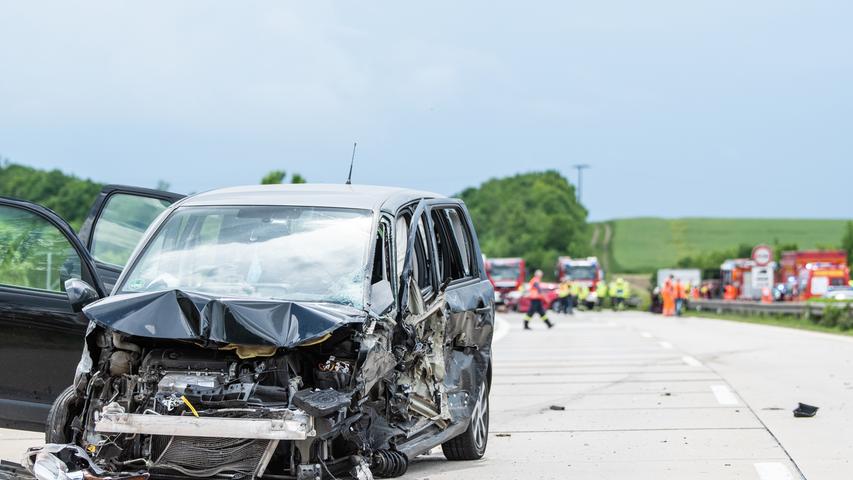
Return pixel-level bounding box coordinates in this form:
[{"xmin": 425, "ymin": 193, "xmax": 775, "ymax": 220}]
[{"xmin": 15, "ymin": 185, "xmax": 494, "ymax": 480}]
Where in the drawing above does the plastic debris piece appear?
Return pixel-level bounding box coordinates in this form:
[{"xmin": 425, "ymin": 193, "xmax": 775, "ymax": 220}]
[
  {"xmin": 549, "ymin": 405, "xmax": 566, "ymax": 411},
  {"xmin": 793, "ymin": 403, "xmax": 818, "ymax": 417}
]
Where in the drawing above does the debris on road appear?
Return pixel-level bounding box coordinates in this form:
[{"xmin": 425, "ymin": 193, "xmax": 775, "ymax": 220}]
[
  {"xmin": 793, "ymin": 403, "xmax": 819, "ymax": 417},
  {"xmin": 550, "ymin": 405, "xmax": 566, "ymax": 411},
  {"xmin": 495, "ymin": 433, "xmax": 512, "ymax": 437}
]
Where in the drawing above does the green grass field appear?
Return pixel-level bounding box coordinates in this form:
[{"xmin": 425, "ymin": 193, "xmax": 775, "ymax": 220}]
[{"xmin": 593, "ymin": 217, "xmax": 849, "ymax": 273}]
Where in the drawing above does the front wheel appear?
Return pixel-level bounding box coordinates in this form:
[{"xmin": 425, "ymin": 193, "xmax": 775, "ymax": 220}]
[
  {"xmin": 442, "ymin": 381, "xmax": 489, "ymax": 460},
  {"xmin": 45, "ymin": 386, "xmax": 79, "ymax": 444}
]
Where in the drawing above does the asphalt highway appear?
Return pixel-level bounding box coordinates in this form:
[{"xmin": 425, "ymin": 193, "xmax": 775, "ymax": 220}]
[
  {"xmin": 406, "ymin": 310, "xmax": 853, "ymax": 480},
  {"xmin": 3, "ymin": 310, "xmax": 852, "ymax": 479}
]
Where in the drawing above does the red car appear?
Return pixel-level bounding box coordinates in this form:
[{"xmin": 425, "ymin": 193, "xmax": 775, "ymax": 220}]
[{"xmin": 516, "ymin": 281, "xmax": 559, "ymax": 312}]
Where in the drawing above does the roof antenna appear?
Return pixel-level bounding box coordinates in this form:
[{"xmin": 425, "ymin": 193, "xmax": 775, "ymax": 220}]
[{"xmin": 346, "ymin": 142, "xmax": 357, "ymax": 185}]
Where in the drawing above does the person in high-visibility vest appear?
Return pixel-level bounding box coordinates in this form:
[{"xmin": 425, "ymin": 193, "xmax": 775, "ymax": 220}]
[
  {"xmin": 556, "ymin": 279, "xmax": 574, "ymax": 314},
  {"xmin": 570, "ymin": 282, "xmax": 581, "ymax": 309},
  {"xmin": 611, "ymin": 277, "xmax": 630, "ymax": 310},
  {"xmin": 596, "ymin": 280, "xmax": 609, "ymax": 310},
  {"xmin": 523, "ymin": 270, "xmax": 554, "ymax": 330}
]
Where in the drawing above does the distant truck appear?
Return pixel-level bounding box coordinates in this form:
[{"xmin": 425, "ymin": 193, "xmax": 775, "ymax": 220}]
[
  {"xmin": 656, "ymin": 269, "xmax": 701, "ymax": 290},
  {"xmin": 555, "ymin": 256, "xmax": 604, "ymax": 307},
  {"xmin": 778, "ymin": 250, "xmax": 849, "ymax": 300},
  {"xmin": 556, "ymin": 256, "xmax": 604, "ymax": 287},
  {"xmin": 485, "ymin": 257, "xmax": 526, "ymax": 305}
]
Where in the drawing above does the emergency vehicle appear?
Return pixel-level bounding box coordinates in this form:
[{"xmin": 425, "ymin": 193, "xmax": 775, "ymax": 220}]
[
  {"xmin": 485, "ymin": 257, "xmax": 526, "ymax": 305},
  {"xmin": 555, "ymin": 256, "xmax": 605, "ymax": 306},
  {"xmin": 778, "ymin": 250, "xmax": 849, "ymax": 300}
]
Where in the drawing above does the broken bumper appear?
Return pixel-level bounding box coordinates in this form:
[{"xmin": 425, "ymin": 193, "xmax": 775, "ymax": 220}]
[{"xmin": 94, "ymin": 410, "xmax": 315, "ymax": 440}]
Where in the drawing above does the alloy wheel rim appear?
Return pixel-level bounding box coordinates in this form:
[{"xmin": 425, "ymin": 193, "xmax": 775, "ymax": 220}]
[{"xmin": 472, "ymin": 383, "xmax": 489, "ymax": 451}]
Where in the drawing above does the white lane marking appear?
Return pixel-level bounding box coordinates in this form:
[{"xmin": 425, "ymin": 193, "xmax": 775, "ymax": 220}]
[
  {"xmin": 710, "ymin": 384, "xmax": 739, "ymax": 405},
  {"xmin": 658, "ymin": 341, "xmax": 674, "ymax": 349},
  {"xmin": 682, "ymin": 355, "xmax": 702, "ymax": 367},
  {"xmin": 640, "ymin": 332, "xmax": 653, "ymax": 338},
  {"xmin": 754, "ymin": 462, "xmax": 794, "ymax": 480},
  {"xmin": 493, "ymin": 315, "xmax": 511, "ymax": 343}
]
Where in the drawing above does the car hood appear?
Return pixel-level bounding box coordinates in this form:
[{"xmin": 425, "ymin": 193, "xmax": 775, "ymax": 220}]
[{"xmin": 81, "ymin": 289, "xmax": 365, "ymax": 348}]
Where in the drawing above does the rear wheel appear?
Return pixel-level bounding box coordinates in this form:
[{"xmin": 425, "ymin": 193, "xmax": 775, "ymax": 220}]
[
  {"xmin": 45, "ymin": 386, "xmax": 79, "ymax": 444},
  {"xmin": 442, "ymin": 381, "xmax": 489, "ymax": 460}
]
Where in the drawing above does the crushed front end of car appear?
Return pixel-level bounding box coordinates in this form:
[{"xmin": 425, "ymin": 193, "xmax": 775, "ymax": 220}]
[{"xmin": 28, "ymin": 283, "xmax": 492, "ymax": 480}]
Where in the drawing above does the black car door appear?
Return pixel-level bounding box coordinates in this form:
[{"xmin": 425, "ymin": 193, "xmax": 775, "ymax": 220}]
[{"xmin": 0, "ymin": 187, "xmax": 181, "ymax": 431}]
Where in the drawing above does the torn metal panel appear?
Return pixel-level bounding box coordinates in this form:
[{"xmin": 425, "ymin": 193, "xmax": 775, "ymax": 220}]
[{"xmin": 81, "ymin": 289, "xmax": 363, "ymax": 348}]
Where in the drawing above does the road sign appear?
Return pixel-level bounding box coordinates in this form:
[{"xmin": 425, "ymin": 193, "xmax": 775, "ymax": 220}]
[
  {"xmin": 751, "ymin": 266, "xmax": 774, "ymax": 291},
  {"xmin": 752, "ymin": 245, "xmax": 773, "ymax": 266}
]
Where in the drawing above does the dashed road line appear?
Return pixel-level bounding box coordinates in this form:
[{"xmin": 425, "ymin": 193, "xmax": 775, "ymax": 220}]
[
  {"xmin": 658, "ymin": 341, "xmax": 674, "ymax": 349},
  {"xmin": 710, "ymin": 384, "xmax": 739, "ymax": 405},
  {"xmin": 754, "ymin": 462, "xmax": 794, "ymax": 480},
  {"xmin": 682, "ymin": 355, "xmax": 702, "ymax": 367}
]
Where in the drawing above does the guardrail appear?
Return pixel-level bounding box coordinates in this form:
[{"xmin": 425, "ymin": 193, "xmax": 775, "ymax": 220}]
[{"xmin": 688, "ymin": 299, "xmax": 828, "ymax": 318}]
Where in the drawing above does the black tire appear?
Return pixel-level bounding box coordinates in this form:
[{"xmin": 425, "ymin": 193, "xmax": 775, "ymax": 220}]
[
  {"xmin": 45, "ymin": 386, "xmax": 78, "ymax": 444},
  {"xmin": 442, "ymin": 381, "xmax": 489, "ymax": 461}
]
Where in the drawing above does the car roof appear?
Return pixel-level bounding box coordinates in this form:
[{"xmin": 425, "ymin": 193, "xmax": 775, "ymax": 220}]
[{"xmin": 180, "ymin": 184, "xmax": 445, "ymax": 212}]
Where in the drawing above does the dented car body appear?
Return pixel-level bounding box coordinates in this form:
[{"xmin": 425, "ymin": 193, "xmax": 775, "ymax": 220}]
[{"xmin": 12, "ymin": 185, "xmax": 494, "ymax": 480}]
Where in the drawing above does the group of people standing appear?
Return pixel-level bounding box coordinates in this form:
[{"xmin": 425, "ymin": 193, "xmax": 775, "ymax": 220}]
[
  {"xmin": 657, "ymin": 275, "xmax": 691, "ymax": 316},
  {"xmin": 521, "ymin": 269, "xmax": 633, "ymax": 330}
]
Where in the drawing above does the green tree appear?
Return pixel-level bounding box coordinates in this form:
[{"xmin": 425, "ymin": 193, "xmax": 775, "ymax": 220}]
[
  {"xmin": 458, "ymin": 170, "xmax": 589, "ymax": 279},
  {"xmin": 260, "ymin": 170, "xmax": 306, "ymax": 184},
  {"xmin": 261, "ymin": 170, "xmax": 287, "ymax": 184},
  {"xmin": 0, "ymin": 160, "xmax": 103, "ymax": 231}
]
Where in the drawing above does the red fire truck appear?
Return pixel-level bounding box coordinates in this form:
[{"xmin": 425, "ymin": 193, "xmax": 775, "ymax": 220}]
[
  {"xmin": 485, "ymin": 257, "xmax": 526, "ymax": 305},
  {"xmin": 778, "ymin": 250, "xmax": 849, "ymax": 300},
  {"xmin": 554, "ymin": 256, "xmax": 605, "ymax": 307}
]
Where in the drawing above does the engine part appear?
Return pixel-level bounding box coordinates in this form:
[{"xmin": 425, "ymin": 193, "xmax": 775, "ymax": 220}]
[
  {"xmin": 371, "ymin": 450, "xmax": 408, "ymax": 478},
  {"xmin": 108, "ymin": 350, "xmax": 136, "ymax": 376},
  {"xmin": 142, "ymin": 349, "xmax": 230, "ymax": 373},
  {"xmin": 296, "ymin": 463, "xmax": 322, "ymax": 480},
  {"xmin": 157, "ymin": 373, "xmax": 219, "ymax": 394},
  {"xmin": 152, "ymin": 436, "xmax": 269, "ymax": 477},
  {"xmin": 292, "ymin": 389, "xmax": 352, "ymax": 417}
]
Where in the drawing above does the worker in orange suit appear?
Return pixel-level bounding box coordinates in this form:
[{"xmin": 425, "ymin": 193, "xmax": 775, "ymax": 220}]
[
  {"xmin": 661, "ymin": 276, "xmax": 676, "ymax": 316},
  {"xmin": 523, "ymin": 270, "xmax": 554, "ymax": 330}
]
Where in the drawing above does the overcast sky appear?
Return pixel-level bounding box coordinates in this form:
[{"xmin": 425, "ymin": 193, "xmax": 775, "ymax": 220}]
[{"xmin": 1, "ymin": 1, "xmax": 851, "ymax": 220}]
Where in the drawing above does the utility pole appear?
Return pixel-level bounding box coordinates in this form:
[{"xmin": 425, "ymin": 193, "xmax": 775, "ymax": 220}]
[{"xmin": 572, "ymin": 164, "xmax": 590, "ymax": 203}]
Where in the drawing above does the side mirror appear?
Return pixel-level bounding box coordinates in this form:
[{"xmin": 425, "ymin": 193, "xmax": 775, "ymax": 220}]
[{"xmin": 65, "ymin": 278, "xmax": 99, "ymax": 313}]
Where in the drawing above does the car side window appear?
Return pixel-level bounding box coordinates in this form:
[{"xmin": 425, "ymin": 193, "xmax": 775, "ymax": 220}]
[
  {"xmin": 429, "ymin": 207, "xmax": 468, "ymax": 283},
  {"xmin": 395, "ymin": 208, "xmax": 433, "ymax": 295},
  {"xmin": 0, "ymin": 205, "xmax": 82, "ymax": 293},
  {"xmin": 371, "ymin": 220, "xmax": 392, "ymax": 285},
  {"xmin": 90, "ymin": 193, "xmax": 172, "ymax": 268},
  {"xmin": 443, "ymin": 208, "xmax": 475, "ymax": 277}
]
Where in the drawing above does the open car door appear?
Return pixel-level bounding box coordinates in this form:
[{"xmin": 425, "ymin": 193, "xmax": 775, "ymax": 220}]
[
  {"xmin": 77, "ymin": 185, "xmax": 184, "ymax": 291},
  {"xmin": 0, "ymin": 185, "xmax": 181, "ymax": 431}
]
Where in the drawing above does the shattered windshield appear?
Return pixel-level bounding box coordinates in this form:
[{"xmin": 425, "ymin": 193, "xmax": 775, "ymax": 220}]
[{"xmin": 119, "ymin": 205, "xmax": 373, "ymax": 307}]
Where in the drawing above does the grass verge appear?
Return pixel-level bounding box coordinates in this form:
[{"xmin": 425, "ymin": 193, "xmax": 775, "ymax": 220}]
[{"xmin": 683, "ymin": 310, "xmax": 853, "ymax": 337}]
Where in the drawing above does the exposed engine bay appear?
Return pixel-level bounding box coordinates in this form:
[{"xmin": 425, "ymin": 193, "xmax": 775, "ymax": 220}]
[{"xmin": 31, "ymin": 285, "xmax": 493, "ymax": 480}]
